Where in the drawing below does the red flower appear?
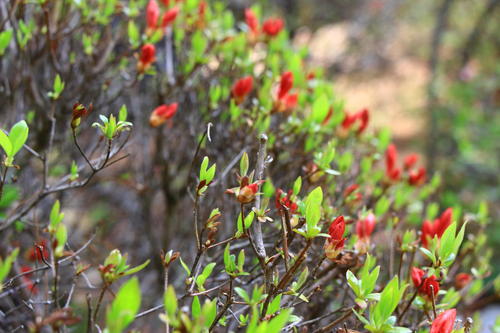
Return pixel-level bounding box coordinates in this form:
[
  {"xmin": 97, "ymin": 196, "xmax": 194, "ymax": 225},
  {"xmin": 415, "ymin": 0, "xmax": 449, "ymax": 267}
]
[
  {"xmin": 409, "ymin": 167, "xmax": 427, "ymax": 186},
  {"xmin": 324, "ymin": 216, "xmax": 346, "ymax": 259},
  {"xmin": 356, "ymin": 108, "xmax": 369, "ymax": 134},
  {"xmin": 404, "ymin": 153, "xmax": 419, "ymax": 170},
  {"xmin": 149, "ymin": 103, "xmax": 178, "ymax": 127},
  {"xmin": 455, "ymin": 273, "xmax": 472, "ymax": 290},
  {"xmin": 411, "ymin": 267, "xmax": 440, "ymax": 299},
  {"xmin": 245, "ymin": 9, "xmax": 259, "ymax": 35},
  {"xmin": 138, "ymin": 44, "xmax": 156, "ymax": 73},
  {"xmin": 275, "ymin": 189, "xmax": 298, "ymax": 215},
  {"xmin": 430, "ymin": 309, "xmax": 456, "ymax": 333},
  {"xmin": 146, "ymin": 0, "xmax": 160, "ymax": 30},
  {"xmin": 385, "ymin": 144, "xmax": 401, "ymax": 181},
  {"xmin": 421, "ymin": 208, "xmax": 453, "ymax": 248},
  {"xmin": 262, "ymin": 18, "xmax": 284, "ymax": 37},
  {"xmin": 356, "ymin": 213, "xmax": 376, "ymax": 240},
  {"xmin": 283, "ymin": 93, "xmax": 298, "ymax": 109},
  {"xmin": 231, "ymin": 76, "xmax": 253, "ymax": 104},
  {"xmin": 161, "ymin": 6, "xmax": 179, "ymax": 27},
  {"xmin": 278, "ymin": 71, "xmax": 293, "ymax": 99},
  {"xmin": 341, "ymin": 109, "xmax": 369, "ymax": 134}
]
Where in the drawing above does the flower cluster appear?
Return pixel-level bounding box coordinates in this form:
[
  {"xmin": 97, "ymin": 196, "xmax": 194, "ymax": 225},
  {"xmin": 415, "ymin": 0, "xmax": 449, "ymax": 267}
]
[
  {"xmin": 411, "ymin": 267, "xmax": 440, "ymax": 300},
  {"xmin": 341, "ymin": 108, "xmax": 370, "ymax": 135},
  {"xmin": 245, "ymin": 9, "xmax": 284, "ymax": 41},
  {"xmin": 385, "ymin": 144, "xmax": 427, "ymax": 185},
  {"xmin": 231, "ymin": 76, "xmax": 254, "ymax": 105},
  {"xmin": 146, "ymin": 0, "xmax": 179, "ymax": 35}
]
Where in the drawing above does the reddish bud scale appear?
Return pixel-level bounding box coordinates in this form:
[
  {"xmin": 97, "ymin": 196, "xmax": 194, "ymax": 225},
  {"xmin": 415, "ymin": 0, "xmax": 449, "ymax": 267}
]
[
  {"xmin": 275, "ymin": 189, "xmax": 298, "ymax": 215},
  {"xmin": 237, "ymin": 182, "xmax": 261, "ymax": 204},
  {"xmin": 262, "ymin": 17, "xmax": 284, "ymax": 37},
  {"xmin": 27, "ymin": 240, "xmax": 49, "ymax": 262}
]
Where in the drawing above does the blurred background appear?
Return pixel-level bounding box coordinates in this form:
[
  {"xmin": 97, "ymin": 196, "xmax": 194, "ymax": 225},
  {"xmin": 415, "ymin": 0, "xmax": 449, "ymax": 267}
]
[
  {"xmin": 249, "ymin": 0, "xmax": 500, "ymax": 249},
  {"xmin": 258, "ymin": 0, "xmax": 500, "ymax": 325}
]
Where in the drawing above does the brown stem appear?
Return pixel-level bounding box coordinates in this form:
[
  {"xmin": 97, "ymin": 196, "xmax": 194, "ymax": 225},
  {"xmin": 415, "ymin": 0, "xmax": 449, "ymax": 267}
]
[
  {"xmin": 93, "ymin": 284, "xmax": 108, "ymax": 325},
  {"xmin": 209, "ymin": 278, "xmax": 233, "ymax": 332}
]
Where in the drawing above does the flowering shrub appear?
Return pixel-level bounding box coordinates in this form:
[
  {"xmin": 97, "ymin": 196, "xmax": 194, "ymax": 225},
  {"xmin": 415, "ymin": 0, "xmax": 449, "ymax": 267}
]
[{"xmin": 0, "ymin": 1, "xmax": 497, "ymax": 332}]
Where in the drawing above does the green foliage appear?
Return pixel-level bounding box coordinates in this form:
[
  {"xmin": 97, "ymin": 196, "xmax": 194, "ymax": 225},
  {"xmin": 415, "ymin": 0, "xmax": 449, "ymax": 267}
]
[
  {"xmin": 0, "ymin": 29, "xmax": 13, "ymax": 55},
  {"xmin": 0, "ymin": 248, "xmax": 19, "ymax": 292},
  {"xmin": 0, "ymin": 120, "xmax": 29, "ymax": 166},
  {"xmin": 47, "ymin": 74, "xmax": 65, "ymax": 100},
  {"xmin": 101, "ymin": 249, "xmax": 150, "ymax": 284},
  {"xmin": 105, "ymin": 277, "xmax": 141, "ymax": 333},
  {"xmin": 92, "ymin": 114, "xmax": 133, "ymax": 140}
]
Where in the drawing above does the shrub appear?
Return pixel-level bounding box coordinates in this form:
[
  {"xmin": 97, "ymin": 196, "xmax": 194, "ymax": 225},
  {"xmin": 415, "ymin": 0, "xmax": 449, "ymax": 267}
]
[{"xmin": 0, "ymin": 0, "xmax": 496, "ymax": 332}]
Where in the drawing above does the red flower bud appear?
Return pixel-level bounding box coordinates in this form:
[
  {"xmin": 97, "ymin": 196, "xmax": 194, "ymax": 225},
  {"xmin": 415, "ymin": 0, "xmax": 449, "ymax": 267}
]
[
  {"xmin": 404, "ymin": 153, "xmax": 419, "ymax": 170},
  {"xmin": 455, "ymin": 273, "xmax": 472, "ymax": 290},
  {"xmin": 386, "ymin": 144, "xmax": 398, "ymax": 173},
  {"xmin": 231, "ymin": 76, "xmax": 253, "ymax": 104},
  {"xmin": 245, "ymin": 9, "xmax": 259, "ymax": 35},
  {"xmin": 411, "ymin": 267, "xmax": 440, "ymax": 299},
  {"xmin": 324, "ymin": 216, "xmax": 346, "ymax": 260},
  {"xmin": 356, "ymin": 213, "xmax": 376, "ymax": 240},
  {"xmin": 146, "ymin": 0, "xmax": 160, "ymax": 29},
  {"xmin": 283, "ymin": 93, "xmax": 298, "ymax": 109},
  {"xmin": 20, "ymin": 265, "xmax": 38, "ymax": 294},
  {"xmin": 409, "ymin": 167, "xmax": 426, "ymax": 186},
  {"xmin": 278, "ymin": 71, "xmax": 293, "ymax": 100},
  {"xmin": 356, "ymin": 108, "xmax": 369, "ymax": 134},
  {"xmin": 138, "ymin": 44, "xmax": 156, "ymax": 73},
  {"xmin": 161, "ymin": 6, "xmax": 179, "ymax": 28},
  {"xmin": 149, "ymin": 103, "xmax": 178, "ymax": 127},
  {"xmin": 430, "ymin": 309, "xmax": 456, "ymax": 333},
  {"xmin": 262, "ymin": 17, "xmax": 284, "ymax": 37}
]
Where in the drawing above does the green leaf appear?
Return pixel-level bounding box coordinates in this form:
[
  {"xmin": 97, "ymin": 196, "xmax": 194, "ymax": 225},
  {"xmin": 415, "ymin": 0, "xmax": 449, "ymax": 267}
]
[
  {"xmin": 292, "ymin": 176, "xmax": 302, "ymax": 195},
  {"xmin": 311, "ymin": 94, "xmax": 329, "ymax": 123},
  {"xmin": 266, "ymin": 294, "xmax": 282, "ymax": 315},
  {"xmin": 50, "ymin": 200, "xmax": 61, "ymax": 229},
  {"xmin": 305, "ymin": 187, "xmax": 323, "ymax": 232},
  {"xmin": 54, "ymin": 223, "xmax": 67, "ymax": 257},
  {"xmin": 164, "ymin": 285, "xmax": 177, "ymax": 318},
  {"xmin": 106, "ymin": 277, "xmax": 141, "ymax": 333},
  {"xmin": 119, "ymin": 105, "xmax": 128, "ymax": 122},
  {"xmin": 8, "ymin": 120, "xmax": 29, "ymax": 157},
  {"xmin": 123, "ymin": 259, "xmax": 150, "ymax": 276},
  {"xmin": 200, "ymin": 156, "xmax": 209, "ymax": 180},
  {"xmin": 266, "ymin": 309, "xmax": 291, "ymax": 333},
  {"xmin": 0, "ymin": 130, "xmax": 12, "ymax": 158},
  {"xmin": 234, "ymin": 287, "xmax": 250, "ymax": 303},
  {"xmin": 0, "ymin": 248, "xmax": 19, "ymax": 288},
  {"xmin": 240, "ymin": 152, "xmax": 249, "ymax": 176},
  {"xmin": 192, "ymin": 296, "xmax": 201, "ymax": 319},
  {"xmin": 196, "ymin": 262, "xmax": 216, "ymax": 290},
  {"xmin": 179, "ymin": 257, "xmax": 191, "ymax": 276},
  {"xmin": 0, "ymin": 29, "xmax": 13, "ymax": 55},
  {"xmin": 127, "ymin": 21, "xmax": 140, "ymax": 48}
]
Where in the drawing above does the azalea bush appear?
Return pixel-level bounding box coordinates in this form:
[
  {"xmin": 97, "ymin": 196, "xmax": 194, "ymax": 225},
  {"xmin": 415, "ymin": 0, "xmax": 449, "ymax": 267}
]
[{"xmin": 0, "ymin": 0, "xmax": 498, "ymax": 332}]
